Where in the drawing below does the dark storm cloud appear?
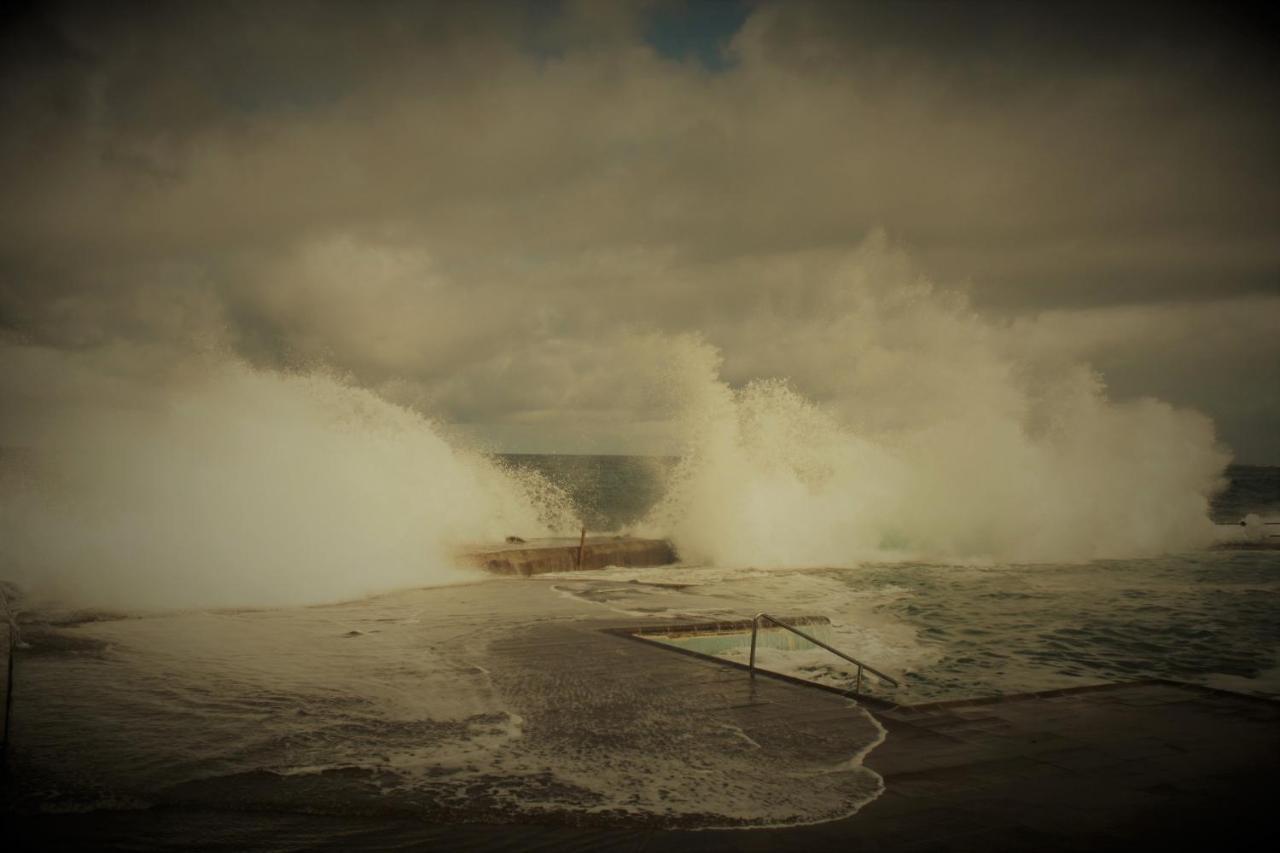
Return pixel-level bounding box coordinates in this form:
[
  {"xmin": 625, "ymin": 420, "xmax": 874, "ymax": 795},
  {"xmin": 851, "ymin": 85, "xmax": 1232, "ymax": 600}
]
[{"xmin": 1, "ymin": 0, "xmax": 1277, "ymax": 458}]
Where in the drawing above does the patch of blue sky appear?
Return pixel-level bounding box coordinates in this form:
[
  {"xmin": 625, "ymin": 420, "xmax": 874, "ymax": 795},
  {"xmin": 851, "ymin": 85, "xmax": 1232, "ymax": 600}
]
[
  {"xmin": 644, "ymin": 0, "xmax": 751, "ymax": 71},
  {"xmin": 520, "ymin": 1, "xmax": 752, "ymax": 70}
]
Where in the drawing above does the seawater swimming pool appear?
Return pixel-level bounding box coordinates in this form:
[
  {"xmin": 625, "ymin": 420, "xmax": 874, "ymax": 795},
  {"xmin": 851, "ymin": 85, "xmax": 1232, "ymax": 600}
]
[{"xmin": 638, "ymin": 615, "xmax": 833, "ymax": 656}]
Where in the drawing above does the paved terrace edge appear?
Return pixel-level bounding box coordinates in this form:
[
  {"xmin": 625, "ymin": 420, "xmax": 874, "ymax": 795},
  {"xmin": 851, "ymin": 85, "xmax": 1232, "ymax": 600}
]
[{"xmin": 605, "ymin": 623, "xmax": 1280, "ymax": 712}]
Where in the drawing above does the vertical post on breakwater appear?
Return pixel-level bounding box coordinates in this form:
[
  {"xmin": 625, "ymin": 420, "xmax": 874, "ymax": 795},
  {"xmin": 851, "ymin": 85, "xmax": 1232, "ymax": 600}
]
[
  {"xmin": 577, "ymin": 526, "xmax": 587, "ymax": 570},
  {"xmin": 1, "ymin": 588, "xmax": 15, "ymax": 774},
  {"xmin": 2, "ymin": 628, "xmax": 11, "ymax": 763}
]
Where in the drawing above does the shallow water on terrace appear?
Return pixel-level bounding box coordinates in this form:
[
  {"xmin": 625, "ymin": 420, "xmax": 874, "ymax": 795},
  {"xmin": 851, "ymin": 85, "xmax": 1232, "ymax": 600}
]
[
  {"xmin": 4, "ymin": 549, "xmax": 1278, "ymax": 838},
  {"xmin": 4, "ymin": 580, "xmax": 884, "ymax": 829}
]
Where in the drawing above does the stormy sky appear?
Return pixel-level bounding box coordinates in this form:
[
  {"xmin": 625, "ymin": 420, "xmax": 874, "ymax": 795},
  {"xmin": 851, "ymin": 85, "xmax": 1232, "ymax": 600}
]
[{"xmin": 2, "ymin": 0, "xmax": 1278, "ymax": 460}]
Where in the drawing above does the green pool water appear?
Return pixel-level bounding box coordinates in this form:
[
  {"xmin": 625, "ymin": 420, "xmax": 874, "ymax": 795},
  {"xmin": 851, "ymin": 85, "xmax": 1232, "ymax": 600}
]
[{"xmin": 647, "ymin": 623, "xmax": 832, "ymax": 656}]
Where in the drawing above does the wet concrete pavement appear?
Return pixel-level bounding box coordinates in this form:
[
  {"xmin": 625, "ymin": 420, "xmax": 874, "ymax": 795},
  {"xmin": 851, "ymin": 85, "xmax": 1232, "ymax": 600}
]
[{"xmin": 6, "ymin": 615, "xmax": 1278, "ymax": 851}]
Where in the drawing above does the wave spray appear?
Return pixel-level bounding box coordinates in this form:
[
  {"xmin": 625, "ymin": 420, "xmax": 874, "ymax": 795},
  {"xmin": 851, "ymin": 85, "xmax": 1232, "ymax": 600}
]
[
  {"xmin": 640, "ymin": 245, "xmax": 1228, "ymax": 565},
  {"xmin": 0, "ymin": 347, "xmax": 578, "ymax": 609}
]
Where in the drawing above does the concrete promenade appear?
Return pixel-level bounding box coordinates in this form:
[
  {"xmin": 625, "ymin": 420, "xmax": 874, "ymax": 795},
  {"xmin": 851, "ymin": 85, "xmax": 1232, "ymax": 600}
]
[
  {"xmin": 7, "ymin": 614, "xmax": 1277, "ymax": 851},
  {"xmin": 361, "ymin": 635, "xmax": 1280, "ymax": 851}
]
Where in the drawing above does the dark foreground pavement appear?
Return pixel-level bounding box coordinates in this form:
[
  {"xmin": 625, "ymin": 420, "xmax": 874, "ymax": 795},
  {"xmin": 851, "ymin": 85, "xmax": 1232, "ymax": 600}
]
[{"xmin": 5, "ymin": 618, "xmax": 1278, "ymax": 851}]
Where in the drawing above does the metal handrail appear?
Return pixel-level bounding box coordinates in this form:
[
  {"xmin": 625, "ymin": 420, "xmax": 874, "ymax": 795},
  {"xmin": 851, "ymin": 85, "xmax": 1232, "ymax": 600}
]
[{"xmin": 749, "ymin": 612, "xmax": 899, "ymax": 696}]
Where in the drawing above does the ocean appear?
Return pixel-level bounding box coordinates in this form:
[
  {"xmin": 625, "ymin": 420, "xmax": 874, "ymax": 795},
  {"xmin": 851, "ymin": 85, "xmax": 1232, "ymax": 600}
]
[
  {"xmin": 499, "ymin": 456, "xmax": 1279, "ymax": 531},
  {"xmin": 2, "ymin": 458, "xmax": 1278, "ymax": 843},
  {"xmin": 498, "ymin": 457, "xmax": 1280, "ymax": 699}
]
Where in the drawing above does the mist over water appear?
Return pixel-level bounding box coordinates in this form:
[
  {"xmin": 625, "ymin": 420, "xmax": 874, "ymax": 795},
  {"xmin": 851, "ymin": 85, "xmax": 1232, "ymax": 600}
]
[{"xmin": 0, "ymin": 348, "xmax": 579, "ymax": 610}]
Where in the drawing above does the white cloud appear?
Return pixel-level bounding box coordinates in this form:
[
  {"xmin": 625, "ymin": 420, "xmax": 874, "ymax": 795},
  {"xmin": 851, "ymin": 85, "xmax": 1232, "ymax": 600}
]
[{"xmin": 1, "ymin": 0, "xmax": 1276, "ymax": 457}]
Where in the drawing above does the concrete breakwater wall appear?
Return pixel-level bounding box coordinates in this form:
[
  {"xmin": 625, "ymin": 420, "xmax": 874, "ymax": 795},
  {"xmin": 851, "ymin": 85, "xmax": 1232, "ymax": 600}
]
[{"xmin": 461, "ymin": 537, "xmax": 677, "ymax": 577}]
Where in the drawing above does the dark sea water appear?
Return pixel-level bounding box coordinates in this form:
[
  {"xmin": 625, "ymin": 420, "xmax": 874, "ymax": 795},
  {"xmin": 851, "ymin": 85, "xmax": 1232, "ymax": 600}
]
[
  {"xmin": 497, "ymin": 454, "xmax": 677, "ymax": 531},
  {"xmin": 502, "ymin": 455, "xmax": 1279, "ymax": 532},
  {"xmin": 1210, "ymin": 464, "xmax": 1280, "ymax": 522}
]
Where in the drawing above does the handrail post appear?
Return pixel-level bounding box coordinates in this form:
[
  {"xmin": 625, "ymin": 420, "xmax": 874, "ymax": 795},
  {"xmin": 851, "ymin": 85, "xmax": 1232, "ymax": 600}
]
[
  {"xmin": 749, "ymin": 612, "xmax": 900, "ymax": 694},
  {"xmin": 749, "ymin": 615, "xmax": 760, "ymax": 676}
]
